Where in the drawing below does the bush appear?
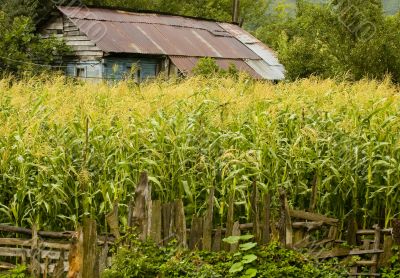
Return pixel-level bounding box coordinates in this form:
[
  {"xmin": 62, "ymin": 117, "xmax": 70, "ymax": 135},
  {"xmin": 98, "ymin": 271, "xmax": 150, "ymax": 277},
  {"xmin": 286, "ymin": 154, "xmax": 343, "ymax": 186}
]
[{"xmin": 103, "ymin": 235, "xmax": 347, "ymax": 278}]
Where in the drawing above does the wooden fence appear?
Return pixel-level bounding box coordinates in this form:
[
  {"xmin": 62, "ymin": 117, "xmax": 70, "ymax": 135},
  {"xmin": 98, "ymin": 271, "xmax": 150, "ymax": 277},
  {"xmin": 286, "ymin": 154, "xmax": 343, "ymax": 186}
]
[{"xmin": 1, "ymin": 172, "xmax": 399, "ymax": 277}]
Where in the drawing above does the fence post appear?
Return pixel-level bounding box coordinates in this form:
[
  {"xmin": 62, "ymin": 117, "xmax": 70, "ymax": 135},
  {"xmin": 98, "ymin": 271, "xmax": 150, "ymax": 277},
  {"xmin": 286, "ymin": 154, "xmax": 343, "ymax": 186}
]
[
  {"xmin": 261, "ymin": 192, "xmax": 271, "ymax": 245},
  {"xmin": 173, "ymin": 199, "xmax": 187, "ymax": 248},
  {"xmin": 224, "ymin": 193, "xmax": 235, "ymax": 251},
  {"xmin": 203, "ymin": 187, "xmax": 215, "ymax": 251},
  {"xmin": 82, "ymin": 218, "xmax": 97, "ymax": 278},
  {"xmin": 106, "ymin": 202, "xmax": 120, "ymax": 239},
  {"xmin": 131, "ymin": 172, "xmax": 152, "ymax": 240},
  {"xmin": 189, "ymin": 216, "xmax": 203, "ymax": 250},
  {"xmin": 251, "ymin": 181, "xmax": 261, "ymax": 242},
  {"xmin": 279, "ymin": 189, "xmax": 292, "ymax": 248},
  {"xmin": 30, "ymin": 225, "xmax": 41, "ymax": 278},
  {"xmin": 370, "ymin": 224, "xmax": 381, "ymax": 275},
  {"xmin": 150, "ymin": 200, "xmax": 162, "ymax": 244}
]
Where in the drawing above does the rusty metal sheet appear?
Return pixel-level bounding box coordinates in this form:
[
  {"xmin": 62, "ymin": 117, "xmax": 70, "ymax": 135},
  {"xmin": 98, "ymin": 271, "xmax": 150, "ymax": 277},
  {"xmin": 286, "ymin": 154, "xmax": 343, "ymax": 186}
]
[
  {"xmin": 219, "ymin": 23, "xmax": 282, "ymax": 66},
  {"xmin": 58, "ymin": 6, "xmax": 229, "ymax": 34},
  {"xmin": 170, "ymin": 56, "xmax": 262, "ymax": 78},
  {"xmin": 245, "ymin": 60, "xmax": 285, "ymax": 80},
  {"xmin": 74, "ymin": 19, "xmax": 259, "ymax": 59}
]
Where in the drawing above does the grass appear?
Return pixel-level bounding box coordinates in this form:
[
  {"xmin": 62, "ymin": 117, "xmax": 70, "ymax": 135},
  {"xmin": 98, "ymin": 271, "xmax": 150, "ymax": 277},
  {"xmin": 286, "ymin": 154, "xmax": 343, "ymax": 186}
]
[{"xmin": 0, "ymin": 74, "xmax": 399, "ymax": 232}]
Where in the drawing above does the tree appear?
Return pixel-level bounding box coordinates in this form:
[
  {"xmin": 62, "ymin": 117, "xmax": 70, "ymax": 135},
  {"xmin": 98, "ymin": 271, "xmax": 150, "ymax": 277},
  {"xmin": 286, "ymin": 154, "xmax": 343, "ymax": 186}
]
[{"xmin": 0, "ymin": 11, "xmax": 71, "ymax": 73}]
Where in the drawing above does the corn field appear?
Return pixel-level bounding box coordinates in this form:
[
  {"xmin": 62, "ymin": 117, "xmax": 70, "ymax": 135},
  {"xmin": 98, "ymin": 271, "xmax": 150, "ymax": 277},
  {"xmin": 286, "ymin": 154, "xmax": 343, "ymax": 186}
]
[{"xmin": 1, "ymin": 75, "xmax": 399, "ymax": 233}]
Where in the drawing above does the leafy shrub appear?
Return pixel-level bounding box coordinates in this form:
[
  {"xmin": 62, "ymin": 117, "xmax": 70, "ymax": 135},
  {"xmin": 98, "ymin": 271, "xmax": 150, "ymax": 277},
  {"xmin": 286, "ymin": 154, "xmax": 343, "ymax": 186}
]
[
  {"xmin": 192, "ymin": 57, "xmax": 240, "ymax": 79},
  {"xmin": 0, "ymin": 265, "xmax": 28, "ymax": 278},
  {"xmin": 103, "ymin": 234, "xmax": 347, "ymax": 278}
]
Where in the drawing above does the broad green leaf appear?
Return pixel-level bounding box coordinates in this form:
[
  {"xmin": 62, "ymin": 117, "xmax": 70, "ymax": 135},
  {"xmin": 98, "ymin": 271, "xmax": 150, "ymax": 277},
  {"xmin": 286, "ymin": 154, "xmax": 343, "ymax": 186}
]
[
  {"xmin": 229, "ymin": 262, "xmax": 243, "ymax": 273},
  {"xmin": 242, "ymin": 254, "xmax": 257, "ymax": 264},
  {"xmin": 223, "ymin": 236, "xmax": 241, "ymax": 244},
  {"xmin": 239, "ymin": 242, "xmax": 257, "ymax": 251},
  {"xmin": 239, "ymin": 235, "xmax": 254, "ymax": 241},
  {"xmin": 243, "ymin": 268, "xmax": 257, "ymax": 278}
]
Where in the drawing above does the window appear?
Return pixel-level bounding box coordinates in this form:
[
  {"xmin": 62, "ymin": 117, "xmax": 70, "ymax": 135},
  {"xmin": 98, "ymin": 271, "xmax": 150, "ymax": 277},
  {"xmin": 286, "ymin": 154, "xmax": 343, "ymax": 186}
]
[{"xmin": 76, "ymin": 67, "xmax": 86, "ymax": 78}]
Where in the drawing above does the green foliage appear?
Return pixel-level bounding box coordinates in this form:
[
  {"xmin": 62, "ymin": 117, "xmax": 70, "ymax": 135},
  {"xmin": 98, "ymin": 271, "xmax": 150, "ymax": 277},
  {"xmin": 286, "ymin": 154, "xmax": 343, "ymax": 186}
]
[
  {"xmin": 0, "ymin": 11, "xmax": 71, "ymax": 74},
  {"xmin": 103, "ymin": 235, "xmax": 346, "ymax": 278},
  {"xmin": 192, "ymin": 58, "xmax": 240, "ymax": 79},
  {"xmin": 380, "ymin": 246, "xmax": 400, "ymax": 277},
  {"xmin": 257, "ymin": 0, "xmax": 400, "ymax": 82},
  {"xmin": 192, "ymin": 57, "xmax": 220, "ymax": 77},
  {"xmin": 223, "ymin": 235, "xmax": 258, "ymax": 277},
  {"xmin": 0, "ymin": 265, "xmax": 28, "ymax": 278}
]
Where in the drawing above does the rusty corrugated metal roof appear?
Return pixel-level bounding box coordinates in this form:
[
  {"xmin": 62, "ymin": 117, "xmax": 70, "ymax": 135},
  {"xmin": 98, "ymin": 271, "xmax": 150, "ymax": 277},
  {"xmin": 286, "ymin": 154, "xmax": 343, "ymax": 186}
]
[
  {"xmin": 170, "ymin": 56, "xmax": 261, "ymax": 78},
  {"xmin": 59, "ymin": 6, "xmax": 258, "ymax": 59},
  {"xmin": 57, "ymin": 6, "xmax": 285, "ymax": 80}
]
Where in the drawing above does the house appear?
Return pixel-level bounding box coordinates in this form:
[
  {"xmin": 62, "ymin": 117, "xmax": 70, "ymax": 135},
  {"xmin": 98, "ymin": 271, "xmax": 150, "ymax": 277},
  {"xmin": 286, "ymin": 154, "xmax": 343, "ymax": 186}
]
[{"xmin": 40, "ymin": 6, "xmax": 285, "ymax": 82}]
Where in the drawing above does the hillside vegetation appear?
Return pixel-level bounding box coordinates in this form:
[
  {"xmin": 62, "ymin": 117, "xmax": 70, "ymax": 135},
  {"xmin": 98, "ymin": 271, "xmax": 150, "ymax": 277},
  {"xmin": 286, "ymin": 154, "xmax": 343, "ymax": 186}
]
[{"xmin": 1, "ymin": 76, "xmax": 399, "ymax": 232}]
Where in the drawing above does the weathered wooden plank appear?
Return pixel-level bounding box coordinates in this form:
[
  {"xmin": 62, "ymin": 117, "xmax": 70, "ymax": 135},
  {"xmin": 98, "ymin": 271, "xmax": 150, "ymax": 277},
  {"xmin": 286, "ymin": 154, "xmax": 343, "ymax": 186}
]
[
  {"xmin": 250, "ymin": 181, "xmax": 261, "ymax": 242},
  {"xmin": 63, "ymin": 26, "xmax": 79, "ymax": 32},
  {"xmin": 312, "ymin": 247, "xmax": 351, "ymax": 259},
  {"xmin": 279, "ymin": 189, "xmax": 293, "ymax": 248},
  {"xmin": 150, "ymin": 200, "xmax": 162, "ymax": 244},
  {"xmin": 132, "ymin": 172, "xmax": 152, "ymax": 240},
  {"xmin": 173, "ymin": 199, "xmax": 187, "ymax": 248},
  {"xmin": 70, "ymin": 45, "xmax": 102, "ymax": 52},
  {"xmin": 0, "ymin": 261, "xmax": 15, "ymax": 269},
  {"xmin": 106, "ymin": 202, "xmax": 120, "ymax": 239},
  {"xmin": 224, "ymin": 193, "xmax": 235, "ymax": 251},
  {"xmin": 261, "ymin": 192, "xmax": 271, "ymax": 245},
  {"xmin": 98, "ymin": 242, "xmax": 109, "ymax": 277},
  {"xmin": 64, "ymin": 35, "xmax": 95, "ymax": 41},
  {"xmin": 65, "ymin": 31, "xmax": 86, "ymax": 36},
  {"xmin": 66, "ymin": 41, "xmax": 97, "ymax": 46},
  {"xmin": 357, "ymin": 229, "xmax": 392, "ymax": 235},
  {"xmin": 31, "ymin": 225, "xmax": 41, "ymax": 278},
  {"xmin": 73, "ymin": 51, "xmax": 104, "ymax": 57},
  {"xmin": 356, "ymin": 260, "xmax": 377, "ymax": 266},
  {"xmin": 292, "ymin": 221, "xmax": 324, "ymax": 231},
  {"xmin": 370, "ymin": 225, "xmax": 381, "ymax": 274},
  {"xmin": 212, "ymin": 227, "xmax": 222, "ymax": 252},
  {"xmin": 203, "ymin": 187, "xmax": 214, "ymax": 251},
  {"xmin": 188, "ymin": 216, "xmax": 203, "ymax": 250},
  {"xmin": 82, "ymin": 218, "xmax": 97, "ymax": 278},
  {"xmin": 0, "ymin": 247, "xmax": 68, "ymax": 260},
  {"xmin": 289, "ymin": 210, "xmax": 338, "ymax": 225},
  {"xmin": 161, "ymin": 202, "xmax": 173, "ymax": 244},
  {"xmin": 0, "ymin": 224, "xmax": 74, "ymax": 239},
  {"xmin": 230, "ymin": 221, "xmax": 241, "ymax": 253}
]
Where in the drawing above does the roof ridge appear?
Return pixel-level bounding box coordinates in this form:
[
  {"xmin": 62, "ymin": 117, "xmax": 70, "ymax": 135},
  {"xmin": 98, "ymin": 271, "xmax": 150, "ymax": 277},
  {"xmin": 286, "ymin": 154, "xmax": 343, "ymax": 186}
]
[{"xmin": 57, "ymin": 5, "xmax": 235, "ymax": 24}]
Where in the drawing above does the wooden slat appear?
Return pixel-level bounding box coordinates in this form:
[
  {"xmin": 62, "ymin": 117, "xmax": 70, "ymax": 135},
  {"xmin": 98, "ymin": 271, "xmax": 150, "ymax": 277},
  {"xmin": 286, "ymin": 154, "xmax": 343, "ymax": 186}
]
[
  {"xmin": 66, "ymin": 41, "xmax": 96, "ymax": 46},
  {"xmin": 356, "ymin": 229, "xmax": 392, "ymax": 235},
  {"xmin": 0, "ymin": 247, "xmax": 68, "ymax": 260},
  {"xmin": 349, "ymin": 249, "xmax": 383, "ymax": 255},
  {"xmin": 0, "ymin": 224, "xmax": 75, "ymax": 239},
  {"xmin": 64, "ymin": 36, "xmax": 96, "ymax": 41},
  {"xmin": 0, "ymin": 238, "xmax": 70, "ymax": 250},
  {"xmin": 0, "ymin": 261, "xmax": 16, "ymax": 269},
  {"xmin": 289, "ymin": 210, "xmax": 338, "ymax": 225},
  {"xmin": 203, "ymin": 187, "xmax": 214, "ymax": 251},
  {"xmin": 356, "ymin": 260, "xmax": 377, "ymax": 266},
  {"xmin": 188, "ymin": 216, "xmax": 203, "ymax": 250}
]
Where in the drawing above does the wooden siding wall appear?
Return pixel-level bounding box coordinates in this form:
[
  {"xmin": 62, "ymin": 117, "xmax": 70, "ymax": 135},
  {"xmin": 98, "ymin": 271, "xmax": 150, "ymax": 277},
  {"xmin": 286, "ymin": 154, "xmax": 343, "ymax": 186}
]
[
  {"xmin": 41, "ymin": 16, "xmax": 103, "ymax": 60},
  {"xmin": 62, "ymin": 17, "xmax": 103, "ymax": 59}
]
